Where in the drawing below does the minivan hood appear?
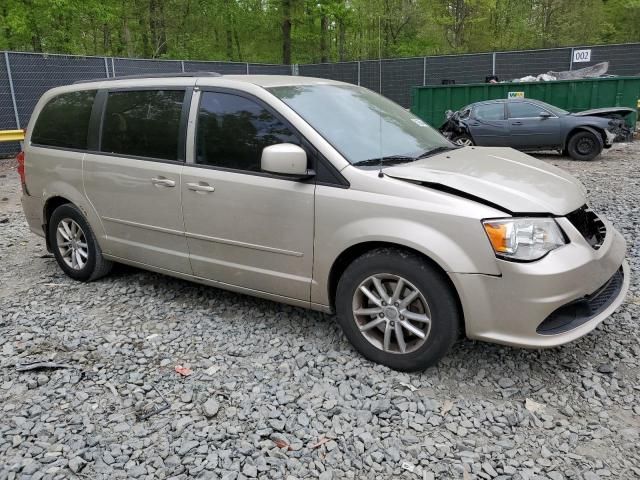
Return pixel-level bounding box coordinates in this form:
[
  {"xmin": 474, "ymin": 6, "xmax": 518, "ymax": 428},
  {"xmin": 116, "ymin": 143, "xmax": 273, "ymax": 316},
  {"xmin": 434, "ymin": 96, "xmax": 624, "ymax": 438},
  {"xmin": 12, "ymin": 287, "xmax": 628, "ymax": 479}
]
[{"xmin": 384, "ymin": 147, "xmax": 586, "ymax": 215}]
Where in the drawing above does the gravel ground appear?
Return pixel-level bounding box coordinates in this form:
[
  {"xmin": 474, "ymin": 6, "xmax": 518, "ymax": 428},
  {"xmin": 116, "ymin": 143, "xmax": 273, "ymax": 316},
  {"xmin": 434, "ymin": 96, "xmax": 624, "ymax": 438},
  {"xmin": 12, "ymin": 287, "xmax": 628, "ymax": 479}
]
[{"xmin": 0, "ymin": 144, "xmax": 639, "ymax": 480}]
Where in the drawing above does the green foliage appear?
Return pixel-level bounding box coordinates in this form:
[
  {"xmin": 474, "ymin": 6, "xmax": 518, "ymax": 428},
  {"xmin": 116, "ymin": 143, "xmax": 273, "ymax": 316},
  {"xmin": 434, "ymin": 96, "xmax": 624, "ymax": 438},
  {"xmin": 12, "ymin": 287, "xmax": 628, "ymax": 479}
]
[{"xmin": 0, "ymin": 0, "xmax": 638, "ymax": 63}]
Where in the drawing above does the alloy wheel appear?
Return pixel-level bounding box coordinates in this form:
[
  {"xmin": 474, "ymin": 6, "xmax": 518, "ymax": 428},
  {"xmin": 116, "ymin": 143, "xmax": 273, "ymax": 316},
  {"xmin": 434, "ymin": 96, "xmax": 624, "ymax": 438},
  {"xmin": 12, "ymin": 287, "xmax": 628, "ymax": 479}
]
[
  {"xmin": 454, "ymin": 137, "xmax": 473, "ymax": 147},
  {"xmin": 352, "ymin": 273, "xmax": 431, "ymax": 354},
  {"xmin": 56, "ymin": 218, "xmax": 89, "ymax": 270}
]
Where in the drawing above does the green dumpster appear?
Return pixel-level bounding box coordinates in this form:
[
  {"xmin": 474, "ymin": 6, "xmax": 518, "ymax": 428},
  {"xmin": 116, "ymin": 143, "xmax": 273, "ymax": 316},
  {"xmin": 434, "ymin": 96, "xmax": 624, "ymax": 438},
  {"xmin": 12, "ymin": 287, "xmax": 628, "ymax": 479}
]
[{"xmin": 411, "ymin": 76, "xmax": 640, "ymax": 129}]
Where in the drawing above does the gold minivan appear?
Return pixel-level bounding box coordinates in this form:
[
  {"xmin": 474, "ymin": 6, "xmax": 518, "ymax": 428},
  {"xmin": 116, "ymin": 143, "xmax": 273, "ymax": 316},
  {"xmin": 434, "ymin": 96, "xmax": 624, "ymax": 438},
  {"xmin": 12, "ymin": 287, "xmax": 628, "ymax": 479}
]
[{"xmin": 19, "ymin": 73, "xmax": 629, "ymax": 371}]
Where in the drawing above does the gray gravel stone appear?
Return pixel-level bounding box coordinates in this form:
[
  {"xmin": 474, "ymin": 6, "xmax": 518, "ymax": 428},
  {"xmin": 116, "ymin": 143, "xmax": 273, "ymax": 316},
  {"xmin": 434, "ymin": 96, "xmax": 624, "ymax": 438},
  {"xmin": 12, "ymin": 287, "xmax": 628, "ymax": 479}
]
[{"xmin": 203, "ymin": 398, "xmax": 220, "ymax": 417}]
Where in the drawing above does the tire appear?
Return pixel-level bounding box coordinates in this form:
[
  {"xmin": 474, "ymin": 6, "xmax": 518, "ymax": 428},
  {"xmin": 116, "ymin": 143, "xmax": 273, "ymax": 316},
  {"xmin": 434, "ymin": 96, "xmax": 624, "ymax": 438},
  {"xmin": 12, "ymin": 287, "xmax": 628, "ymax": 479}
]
[
  {"xmin": 566, "ymin": 130, "xmax": 603, "ymax": 161},
  {"xmin": 48, "ymin": 203, "xmax": 112, "ymax": 282},
  {"xmin": 335, "ymin": 248, "xmax": 461, "ymax": 372},
  {"xmin": 451, "ymin": 134, "xmax": 474, "ymax": 147}
]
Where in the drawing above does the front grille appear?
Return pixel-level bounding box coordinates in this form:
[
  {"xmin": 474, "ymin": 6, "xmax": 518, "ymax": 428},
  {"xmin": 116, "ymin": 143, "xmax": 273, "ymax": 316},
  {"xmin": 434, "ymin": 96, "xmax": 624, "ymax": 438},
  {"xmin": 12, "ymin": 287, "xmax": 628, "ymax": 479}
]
[
  {"xmin": 566, "ymin": 205, "xmax": 606, "ymax": 249},
  {"xmin": 537, "ymin": 268, "xmax": 624, "ymax": 335}
]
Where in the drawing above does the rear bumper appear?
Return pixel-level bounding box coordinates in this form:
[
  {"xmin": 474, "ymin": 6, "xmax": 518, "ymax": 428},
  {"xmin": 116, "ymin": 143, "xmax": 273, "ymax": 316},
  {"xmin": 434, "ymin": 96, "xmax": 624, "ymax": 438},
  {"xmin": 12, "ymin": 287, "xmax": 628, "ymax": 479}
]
[{"xmin": 450, "ymin": 217, "xmax": 628, "ymax": 348}]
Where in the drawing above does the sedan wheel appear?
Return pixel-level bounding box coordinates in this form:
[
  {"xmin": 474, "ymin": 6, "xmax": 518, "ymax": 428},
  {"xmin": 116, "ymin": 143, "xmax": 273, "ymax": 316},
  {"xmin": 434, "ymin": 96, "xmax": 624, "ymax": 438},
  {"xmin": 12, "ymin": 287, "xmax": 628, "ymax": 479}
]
[
  {"xmin": 56, "ymin": 218, "xmax": 89, "ymax": 270},
  {"xmin": 352, "ymin": 274, "xmax": 431, "ymax": 354},
  {"xmin": 452, "ymin": 134, "xmax": 474, "ymax": 147}
]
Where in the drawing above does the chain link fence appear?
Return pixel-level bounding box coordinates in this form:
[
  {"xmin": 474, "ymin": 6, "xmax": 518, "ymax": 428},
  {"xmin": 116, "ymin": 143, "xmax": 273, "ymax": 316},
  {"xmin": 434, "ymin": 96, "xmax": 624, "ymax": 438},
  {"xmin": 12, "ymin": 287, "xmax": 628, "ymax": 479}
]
[{"xmin": 2, "ymin": 42, "xmax": 640, "ymax": 155}]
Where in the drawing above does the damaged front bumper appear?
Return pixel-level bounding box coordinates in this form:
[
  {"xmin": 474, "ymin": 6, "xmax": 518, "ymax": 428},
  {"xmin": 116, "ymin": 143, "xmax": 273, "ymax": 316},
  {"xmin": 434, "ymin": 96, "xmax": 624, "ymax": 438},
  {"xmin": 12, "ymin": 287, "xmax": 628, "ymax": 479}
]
[{"xmin": 449, "ymin": 216, "xmax": 628, "ymax": 348}]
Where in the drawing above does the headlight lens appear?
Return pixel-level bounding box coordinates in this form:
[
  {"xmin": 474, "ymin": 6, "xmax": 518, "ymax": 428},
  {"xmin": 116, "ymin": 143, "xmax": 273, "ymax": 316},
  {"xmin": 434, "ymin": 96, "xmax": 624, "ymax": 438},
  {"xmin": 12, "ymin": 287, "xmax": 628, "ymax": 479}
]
[{"xmin": 482, "ymin": 217, "xmax": 566, "ymax": 261}]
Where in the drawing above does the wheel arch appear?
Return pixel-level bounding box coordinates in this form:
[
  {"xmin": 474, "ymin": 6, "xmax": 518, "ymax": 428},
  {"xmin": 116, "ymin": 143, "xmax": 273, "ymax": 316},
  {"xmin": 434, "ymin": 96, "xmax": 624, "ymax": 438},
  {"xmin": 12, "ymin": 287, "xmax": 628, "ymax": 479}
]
[
  {"xmin": 565, "ymin": 125, "xmax": 605, "ymax": 150},
  {"xmin": 43, "ymin": 196, "xmax": 74, "ymax": 252},
  {"xmin": 326, "ymin": 241, "xmax": 465, "ymax": 336}
]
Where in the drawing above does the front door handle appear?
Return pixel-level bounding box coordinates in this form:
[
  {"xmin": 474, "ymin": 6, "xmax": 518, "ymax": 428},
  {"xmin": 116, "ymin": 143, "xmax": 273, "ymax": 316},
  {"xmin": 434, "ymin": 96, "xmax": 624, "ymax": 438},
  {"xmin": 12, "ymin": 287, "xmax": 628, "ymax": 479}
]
[
  {"xmin": 151, "ymin": 177, "xmax": 176, "ymax": 187},
  {"xmin": 511, "ymin": 121, "xmax": 523, "ymax": 126},
  {"xmin": 187, "ymin": 182, "xmax": 215, "ymax": 193}
]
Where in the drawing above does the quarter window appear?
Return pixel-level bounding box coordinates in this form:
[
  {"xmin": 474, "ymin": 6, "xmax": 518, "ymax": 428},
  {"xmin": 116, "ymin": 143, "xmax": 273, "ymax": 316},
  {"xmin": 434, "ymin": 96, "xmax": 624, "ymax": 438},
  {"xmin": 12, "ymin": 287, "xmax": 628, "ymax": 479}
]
[
  {"xmin": 101, "ymin": 90, "xmax": 185, "ymax": 161},
  {"xmin": 474, "ymin": 103, "xmax": 505, "ymax": 121},
  {"xmin": 508, "ymin": 102, "xmax": 548, "ymax": 118},
  {"xmin": 31, "ymin": 90, "xmax": 96, "ymax": 149},
  {"xmin": 196, "ymin": 92, "xmax": 299, "ymax": 172}
]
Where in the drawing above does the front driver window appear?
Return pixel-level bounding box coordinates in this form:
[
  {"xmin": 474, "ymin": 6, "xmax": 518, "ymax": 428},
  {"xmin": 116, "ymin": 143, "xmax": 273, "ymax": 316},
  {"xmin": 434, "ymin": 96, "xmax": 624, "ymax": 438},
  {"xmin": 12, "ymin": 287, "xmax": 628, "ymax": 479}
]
[
  {"xmin": 196, "ymin": 92, "xmax": 300, "ymax": 172},
  {"xmin": 509, "ymin": 102, "xmax": 549, "ymax": 119}
]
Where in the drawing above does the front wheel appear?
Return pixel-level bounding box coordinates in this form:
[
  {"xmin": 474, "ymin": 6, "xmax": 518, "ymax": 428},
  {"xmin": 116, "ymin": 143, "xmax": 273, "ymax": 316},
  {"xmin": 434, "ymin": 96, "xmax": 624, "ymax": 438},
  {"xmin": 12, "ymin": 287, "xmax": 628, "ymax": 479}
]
[
  {"xmin": 567, "ymin": 131, "xmax": 602, "ymax": 161},
  {"xmin": 451, "ymin": 134, "xmax": 474, "ymax": 147},
  {"xmin": 335, "ymin": 248, "xmax": 461, "ymax": 371}
]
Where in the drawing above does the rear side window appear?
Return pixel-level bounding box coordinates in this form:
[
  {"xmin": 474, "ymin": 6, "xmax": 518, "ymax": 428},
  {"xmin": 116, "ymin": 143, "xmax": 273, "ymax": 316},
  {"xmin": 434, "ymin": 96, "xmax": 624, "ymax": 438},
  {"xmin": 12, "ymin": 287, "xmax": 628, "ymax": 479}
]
[
  {"xmin": 101, "ymin": 90, "xmax": 185, "ymax": 161},
  {"xmin": 474, "ymin": 103, "xmax": 505, "ymax": 121},
  {"xmin": 31, "ymin": 90, "xmax": 96, "ymax": 149},
  {"xmin": 196, "ymin": 91, "xmax": 299, "ymax": 172}
]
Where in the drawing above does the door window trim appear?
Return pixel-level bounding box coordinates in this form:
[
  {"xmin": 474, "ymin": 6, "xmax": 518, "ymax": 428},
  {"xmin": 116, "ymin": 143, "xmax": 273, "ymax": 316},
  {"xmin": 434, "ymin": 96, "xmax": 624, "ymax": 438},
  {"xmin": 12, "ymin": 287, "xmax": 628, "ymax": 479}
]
[
  {"xmin": 191, "ymin": 86, "xmax": 349, "ymax": 188},
  {"xmin": 86, "ymin": 86, "xmax": 193, "ymax": 164}
]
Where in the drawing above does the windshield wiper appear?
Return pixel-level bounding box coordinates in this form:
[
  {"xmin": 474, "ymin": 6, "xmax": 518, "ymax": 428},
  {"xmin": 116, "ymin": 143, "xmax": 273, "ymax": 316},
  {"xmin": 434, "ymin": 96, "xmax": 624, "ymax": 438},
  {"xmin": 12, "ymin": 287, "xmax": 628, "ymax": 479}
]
[
  {"xmin": 352, "ymin": 155, "xmax": 418, "ymax": 167},
  {"xmin": 416, "ymin": 146, "xmax": 456, "ymax": 160}
]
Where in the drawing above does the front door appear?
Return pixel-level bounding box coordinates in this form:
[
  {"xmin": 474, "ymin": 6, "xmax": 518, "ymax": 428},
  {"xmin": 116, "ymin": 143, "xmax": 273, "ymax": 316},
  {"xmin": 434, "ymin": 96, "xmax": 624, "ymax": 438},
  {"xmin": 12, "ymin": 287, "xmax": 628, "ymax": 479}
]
[
  {"xmin": 507, "ymin": 102, "xmax": 562, "ymax": 149},
  {"xmin": 181, "ymin": 90, "xmax": 315, "ymax": 301},
  {"xmin": 83, "ymin": 88, "xmax": 191, "ymax": 274}
]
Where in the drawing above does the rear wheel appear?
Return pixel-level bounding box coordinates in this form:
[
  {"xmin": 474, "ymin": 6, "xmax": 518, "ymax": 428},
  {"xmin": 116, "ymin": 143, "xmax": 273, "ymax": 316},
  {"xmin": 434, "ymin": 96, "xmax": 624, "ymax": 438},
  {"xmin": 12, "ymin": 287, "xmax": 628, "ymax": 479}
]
[
  {"xmin": 48, "ymin": 203, "xmax": 112, "ymax": 282},
  {"xmin": 451, "ymin": 134, "xmax": 474, "ymax": 147},
  {"xmin": 335, "ymin": 248, "xmax": 460, "ymax": 371},
  {"xmin": 567, "ymin": 131, "xmax": 602, "ymax": 161}
]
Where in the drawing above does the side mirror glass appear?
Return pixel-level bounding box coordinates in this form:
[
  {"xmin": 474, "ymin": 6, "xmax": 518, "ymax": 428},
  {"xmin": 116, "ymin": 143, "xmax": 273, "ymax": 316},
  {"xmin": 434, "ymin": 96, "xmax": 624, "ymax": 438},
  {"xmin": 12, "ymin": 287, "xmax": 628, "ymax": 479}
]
[{"xmin": 261, "ymin": 143, "xmax": 312, "ymax": 178}]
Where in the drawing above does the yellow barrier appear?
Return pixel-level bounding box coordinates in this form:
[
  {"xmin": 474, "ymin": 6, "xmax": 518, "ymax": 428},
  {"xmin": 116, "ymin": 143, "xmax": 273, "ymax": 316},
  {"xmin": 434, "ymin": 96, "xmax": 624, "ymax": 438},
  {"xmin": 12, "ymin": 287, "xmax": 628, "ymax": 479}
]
[{"xmin": 0, "ymin": 129, "xmax": 25, "ymax": 142}]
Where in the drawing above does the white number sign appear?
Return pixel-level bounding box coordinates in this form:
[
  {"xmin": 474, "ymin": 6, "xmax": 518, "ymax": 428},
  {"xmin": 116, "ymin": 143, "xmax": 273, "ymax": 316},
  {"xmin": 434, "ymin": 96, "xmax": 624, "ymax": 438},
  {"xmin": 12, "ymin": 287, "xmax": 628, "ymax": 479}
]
[{"xmin": 573, "ymin": 49, "xmax": 591, "ymax": 63}]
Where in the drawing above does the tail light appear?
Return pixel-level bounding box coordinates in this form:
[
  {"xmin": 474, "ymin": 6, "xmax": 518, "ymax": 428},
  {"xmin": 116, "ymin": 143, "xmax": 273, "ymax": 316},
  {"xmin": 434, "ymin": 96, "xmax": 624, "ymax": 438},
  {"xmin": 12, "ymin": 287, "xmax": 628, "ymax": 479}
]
[{"xmin": 16, "ymin": 150, "xmax": 27, "ymax": 193}]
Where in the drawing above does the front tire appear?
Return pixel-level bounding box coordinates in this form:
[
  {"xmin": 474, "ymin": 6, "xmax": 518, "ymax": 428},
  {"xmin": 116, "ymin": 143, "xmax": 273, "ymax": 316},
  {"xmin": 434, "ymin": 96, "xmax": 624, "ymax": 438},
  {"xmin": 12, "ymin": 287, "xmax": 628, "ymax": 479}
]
[
  {"xmin": 48, "ymin": 203, "xmax": 112, "ymax": 282},
  {"xmin": 335, "ymin": 248, "xmax": 461, "ymax": 371},
  {"xmin": 451, "ymin": 134, "xmax": 474, "ymax": 147},
  {"xmin": 567, "ymin": 131, "xmax": 602, "ymax": 161}
]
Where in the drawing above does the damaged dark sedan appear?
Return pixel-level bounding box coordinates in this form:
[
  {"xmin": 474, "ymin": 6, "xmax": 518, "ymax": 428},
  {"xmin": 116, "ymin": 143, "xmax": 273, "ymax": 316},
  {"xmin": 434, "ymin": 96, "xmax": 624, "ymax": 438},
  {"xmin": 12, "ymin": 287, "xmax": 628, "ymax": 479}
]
[{"xmin": 440, "ymin": 99, "xmax": 633, "ymax": 161}]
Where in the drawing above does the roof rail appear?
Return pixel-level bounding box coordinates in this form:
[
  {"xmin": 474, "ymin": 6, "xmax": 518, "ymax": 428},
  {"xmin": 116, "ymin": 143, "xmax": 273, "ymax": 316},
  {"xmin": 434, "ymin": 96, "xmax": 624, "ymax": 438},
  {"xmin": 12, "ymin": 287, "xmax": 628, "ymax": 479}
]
[{"xmin": 73, "ymin": 71, "xmax": 222, "ymax": 84}]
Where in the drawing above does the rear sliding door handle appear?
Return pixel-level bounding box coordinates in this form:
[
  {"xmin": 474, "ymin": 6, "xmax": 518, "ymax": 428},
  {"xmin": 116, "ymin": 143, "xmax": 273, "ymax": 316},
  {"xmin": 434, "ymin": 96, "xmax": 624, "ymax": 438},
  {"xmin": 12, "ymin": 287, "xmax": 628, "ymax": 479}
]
[
  {"xmin": 187, "ymin": 182, "xmax": 215, "ymax": 193},
  {"xmin": 151, "ymin": 177, "xmax": 176, "ymax": 187}
]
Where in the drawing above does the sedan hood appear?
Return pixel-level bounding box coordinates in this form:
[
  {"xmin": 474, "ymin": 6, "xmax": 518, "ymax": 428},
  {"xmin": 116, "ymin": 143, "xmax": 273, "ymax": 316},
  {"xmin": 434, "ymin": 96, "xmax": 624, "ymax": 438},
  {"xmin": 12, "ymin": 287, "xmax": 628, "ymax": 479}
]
[
  {"xmin": 384, "ymin": 147, "xmax": 586, "ymax": 215},
  {"xmin": 572, "ymin": 107, "xmax": 634, "ymax": 118}
]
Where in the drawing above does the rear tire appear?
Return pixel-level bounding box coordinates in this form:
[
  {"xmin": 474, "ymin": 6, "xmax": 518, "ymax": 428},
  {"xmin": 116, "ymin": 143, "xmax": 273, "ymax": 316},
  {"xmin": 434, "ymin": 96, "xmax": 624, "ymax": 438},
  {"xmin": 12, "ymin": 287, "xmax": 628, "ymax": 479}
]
[
  {"xmin": 335, "ymin": 248, "xmax": 460, "ymax": 371},
  {"xmin": 48, "ymin": 203, "xmax": 112, "ymax": 282},
  {"xmin": 567, "ymin": 131, "xmax": 602, "ymax": 161}
]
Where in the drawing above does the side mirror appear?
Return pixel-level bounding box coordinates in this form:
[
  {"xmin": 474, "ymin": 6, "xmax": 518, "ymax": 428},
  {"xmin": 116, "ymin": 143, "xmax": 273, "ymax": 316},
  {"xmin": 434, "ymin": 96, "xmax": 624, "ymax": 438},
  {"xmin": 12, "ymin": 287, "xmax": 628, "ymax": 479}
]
[
  {"xmin": 539, "ymin": 111, "xmax": 552, "ymax": 119},
  {"xmin": 261, "ymin": 143, "xmax": 313, "ymax": 178}
]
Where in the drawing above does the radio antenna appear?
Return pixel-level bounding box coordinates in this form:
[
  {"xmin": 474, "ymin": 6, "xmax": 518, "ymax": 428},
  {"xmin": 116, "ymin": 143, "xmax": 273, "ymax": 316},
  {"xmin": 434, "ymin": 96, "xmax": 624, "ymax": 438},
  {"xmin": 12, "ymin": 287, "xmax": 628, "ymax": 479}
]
[{"xmin": 378, "ymin": 15, "xmax": 384, "ymax": 178}]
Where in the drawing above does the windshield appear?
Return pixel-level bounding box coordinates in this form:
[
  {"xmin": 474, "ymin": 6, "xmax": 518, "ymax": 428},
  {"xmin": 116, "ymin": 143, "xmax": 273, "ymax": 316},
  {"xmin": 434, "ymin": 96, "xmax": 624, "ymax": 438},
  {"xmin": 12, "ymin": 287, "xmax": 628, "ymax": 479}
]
[{"xmin": 268, "ymin": 84, "xmax": 451, "ymax": 165}]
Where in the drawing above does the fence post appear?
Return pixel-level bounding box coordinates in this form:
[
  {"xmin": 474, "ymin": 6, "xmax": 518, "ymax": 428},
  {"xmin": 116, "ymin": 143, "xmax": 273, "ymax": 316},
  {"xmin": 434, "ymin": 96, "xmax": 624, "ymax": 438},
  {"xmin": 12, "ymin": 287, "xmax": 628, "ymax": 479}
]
[
  {"xmin": 357, "ymin": 61, "xmax": 361, "ymax": 86},
  {"xmin": 423, "ymin": 57, "xmax": 426, "ymax": 85},
  {"xmin": 492, "ymin": 52, "xmax": 496, "ymax": 75},
  {"xmin": 103, "ymin": 57, "xmax": 110, "ymax": 78},
  {"xmin": 4, "ymin": 52, "xmax": 20, "ymax": 129},
  {"xmin": 111, "ymin": 57, "xmax": 116, "ymax": 77},
  {"xmin": 246, "ymin": 62, "xmax": 250, "ymax": 75},
  {"xmin": 181, "ymin": 60, "xmax": 185, "ymax": 73},
  {"xmin": 569, "ymin": 47, "xmax": 574, "ymax": 71}
]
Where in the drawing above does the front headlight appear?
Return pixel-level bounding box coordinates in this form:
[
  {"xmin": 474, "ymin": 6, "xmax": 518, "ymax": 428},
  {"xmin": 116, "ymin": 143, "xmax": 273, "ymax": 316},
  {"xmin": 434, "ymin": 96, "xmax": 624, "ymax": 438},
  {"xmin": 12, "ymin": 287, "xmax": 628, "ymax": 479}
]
[{"xmin": 482, "ymin": 217, "xmax": 567, "ymax": 261}]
